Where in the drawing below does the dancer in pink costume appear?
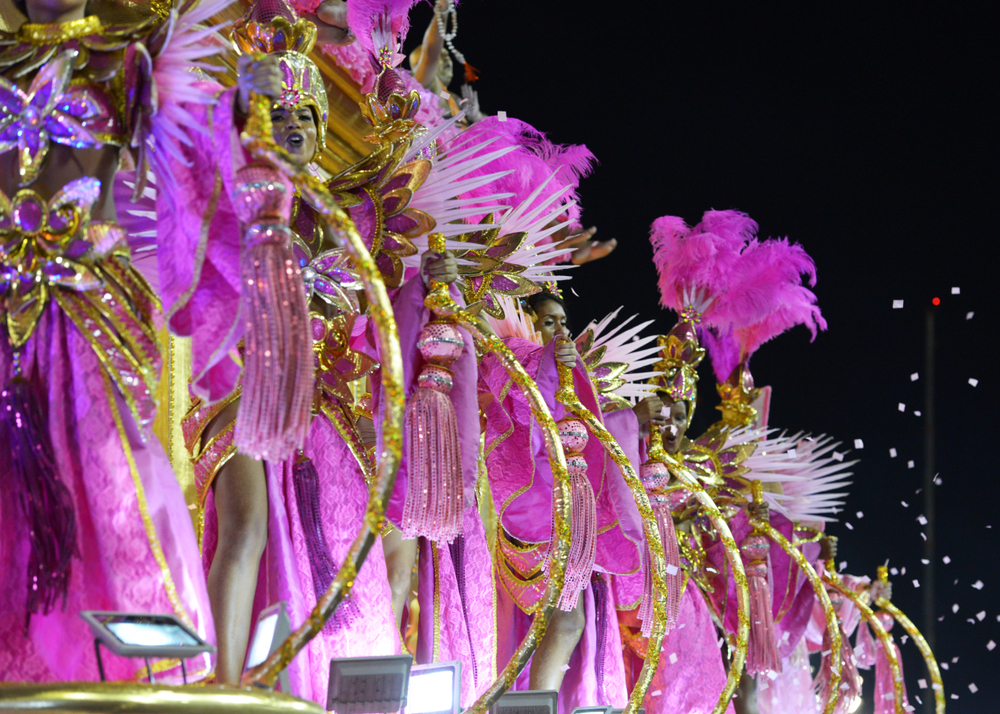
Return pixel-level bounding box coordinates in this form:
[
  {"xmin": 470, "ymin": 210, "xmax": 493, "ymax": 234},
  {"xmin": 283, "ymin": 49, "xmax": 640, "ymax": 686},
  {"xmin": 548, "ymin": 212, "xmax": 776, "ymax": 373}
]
[
  {"xmin": 158, "ymin": 2, "xmax": 401, "ymax": 694},
  {"xmin": 479, "ymin": 290, "xmax": 649, "ymax": 710},
  {"xmin": 0, "ymin": 0, "xmax": 219, "ymax": 682}
]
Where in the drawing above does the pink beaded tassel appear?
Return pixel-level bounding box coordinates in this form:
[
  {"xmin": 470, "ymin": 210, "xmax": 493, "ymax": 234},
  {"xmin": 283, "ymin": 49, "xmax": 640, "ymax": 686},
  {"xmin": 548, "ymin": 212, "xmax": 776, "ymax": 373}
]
[
  {"xmin": 637, "ymin": 502, "xmax": 682, "ymax": 638},
  {"xmin": 742, "ymin": 532, "xmax": 782, "ymax": 676},
  {"xmin": 231, "ymin": 164, "xmax": 313, "ymax": 462},
  {"xmin": 551, "ymin": 418, "xmax": 598, "ymax": 612},
  {"xmin": 814, "ymin": 591, "xmax": 862, "ymax": 714},
  {"xmin": 400, "ymin": 321, "xmax": 464, "ymax": 543},
  {"xmin": 873, "ymin": 612, "xmax": 908, "ymax": 714}
]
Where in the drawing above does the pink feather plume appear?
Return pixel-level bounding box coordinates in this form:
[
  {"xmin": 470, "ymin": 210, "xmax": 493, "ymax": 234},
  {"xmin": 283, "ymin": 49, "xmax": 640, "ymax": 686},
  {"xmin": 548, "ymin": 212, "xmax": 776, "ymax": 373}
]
[
  {"xmin": 700, "ymin": 325, "xmax": 742, "ymax": 383},
  {"xmin": 347, "ymin": 0, "xmax": 419, "ymax": 55},
  {"xmin": 649, "ymin": 210, "xmax": 753, "ymax": 322},
  {"xmin": 448, "ymin": 116, "xmax": 596, "ymax": 227},
  {"xmin": 724, "ymin": 237, "xmax": 827, "ymax": 357}
]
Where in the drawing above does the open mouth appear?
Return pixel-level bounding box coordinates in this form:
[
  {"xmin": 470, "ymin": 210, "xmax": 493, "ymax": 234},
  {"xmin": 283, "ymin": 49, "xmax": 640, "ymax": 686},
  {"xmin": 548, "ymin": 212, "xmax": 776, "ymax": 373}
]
[{"xmin": 286, "ymin": 132, "xmax": 304, "ymax": 150}]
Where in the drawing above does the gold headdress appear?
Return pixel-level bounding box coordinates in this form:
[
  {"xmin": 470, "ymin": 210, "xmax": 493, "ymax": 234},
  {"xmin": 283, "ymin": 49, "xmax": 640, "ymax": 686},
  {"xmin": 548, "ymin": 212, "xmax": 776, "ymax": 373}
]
[
  {"xmin": 651, "ymin": 319, "xmax": 704, "ymax": 426},
  {"xmin": 716, "ymin": 361, "xmax": 760, "ymax": 428},
  {"xmin": 231, "ymin": 1, "xmax": 328, "ymax": 158}
]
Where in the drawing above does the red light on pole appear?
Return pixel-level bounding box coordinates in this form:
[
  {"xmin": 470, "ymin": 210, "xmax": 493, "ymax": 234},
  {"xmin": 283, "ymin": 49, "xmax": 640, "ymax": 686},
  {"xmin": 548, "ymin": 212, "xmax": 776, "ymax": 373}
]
[{"xmin": 932, "ymin": 297, "xmax": 940, "ymax": 306}]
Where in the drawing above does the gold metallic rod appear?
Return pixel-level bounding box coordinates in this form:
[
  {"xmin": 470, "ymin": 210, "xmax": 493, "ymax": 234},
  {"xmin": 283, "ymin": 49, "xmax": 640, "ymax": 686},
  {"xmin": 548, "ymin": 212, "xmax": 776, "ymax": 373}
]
[{"xmin": 238, "ymin": 91, "xmax": 404, "ymax": 688}]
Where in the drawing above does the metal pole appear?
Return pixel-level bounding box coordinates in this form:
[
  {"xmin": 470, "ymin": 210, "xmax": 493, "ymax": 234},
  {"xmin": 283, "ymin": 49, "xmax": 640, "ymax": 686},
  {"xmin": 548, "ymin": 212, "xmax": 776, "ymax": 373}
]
[{"xmin": 922, "ymin": 307, "xmax": 936, "ymax": 712}]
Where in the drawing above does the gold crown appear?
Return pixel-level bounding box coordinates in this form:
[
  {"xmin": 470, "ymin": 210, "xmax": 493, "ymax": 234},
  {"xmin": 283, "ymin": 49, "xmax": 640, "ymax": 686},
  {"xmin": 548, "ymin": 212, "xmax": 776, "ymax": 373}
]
[
  {"xmin": 716, "ymin": 361, "xmax": 760, "ymax": 428},
  {"xmin": 652, "ymin": 320, "xmax": 704, "ymax": 425},
  {"xmin": 232, "ymin": 14, "xmax": 317, "ymax": 56},
  {"xmin": 359, "ymin": 90, "xmax": 424, "ymax": 146}
]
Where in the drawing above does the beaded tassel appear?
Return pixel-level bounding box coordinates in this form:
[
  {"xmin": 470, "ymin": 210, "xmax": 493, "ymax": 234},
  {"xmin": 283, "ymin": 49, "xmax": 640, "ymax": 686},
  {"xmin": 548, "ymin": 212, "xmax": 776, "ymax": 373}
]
[
  {"xmin": 400, "ymin": 321, "xmax": 464, "ymax": 543},
  {"xmin": 873, "ymin": 612, "xmax": 908, "ymax": 714},
  {"xmin": 638, "ymin": 503, "xmax": 682, "ymax": 638},
  {"xmin": 743, "ymin": 481, "xmax": 782, "ymax": 676},
  {"xmin": 552, "ymin": 418, "xmax": 598, "ymax": 612},
  {"xmin": 814, "ymin": 589, "xmax": 862, "ymax": 714},
  {"xmin": 1, "ymin": 368, "xmax": 77, "ymax": 626},
  {"xmin": 231, "ymin": 164, "xmax": 313, "ymax": 462},
  {"xmin": 292, "ymin": 457, "xmax": 360, "ymax": 632}
]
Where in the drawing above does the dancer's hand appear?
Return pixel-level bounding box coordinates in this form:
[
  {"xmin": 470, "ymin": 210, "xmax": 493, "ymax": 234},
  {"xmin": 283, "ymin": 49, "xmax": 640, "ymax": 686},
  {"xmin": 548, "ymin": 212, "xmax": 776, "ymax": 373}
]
[
  {"xmin": 304, "ymin": 0, "xmax": 354, "ymax": 46},
  {"xmin": 421, "ymin": 250, "xmax": 458, "ymax": 286},
  {"xmin": 870, "ymin": 579, "xmax": 893, "ymax": 603},
  {"xmin": 632, "ymin": 395, "xmax": 665, "ymax": 426},
  {"xmin": 237, "ymin": 54, "xmax": 283, "ymax": 114},
  {"xmin": 555, "ymin": 336, "xmax": 578, "ymax": 367},
  {"xmin": 552, "ymin": 224, "xmax": 618, "ymax": 265}
]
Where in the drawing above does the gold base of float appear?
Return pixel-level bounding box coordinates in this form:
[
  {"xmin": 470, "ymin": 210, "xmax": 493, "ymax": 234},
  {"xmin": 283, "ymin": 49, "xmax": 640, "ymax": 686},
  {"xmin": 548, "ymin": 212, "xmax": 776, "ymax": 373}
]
[{"xmin": 0, "ymin": 682, "xmax": 324, "ymax": 714}]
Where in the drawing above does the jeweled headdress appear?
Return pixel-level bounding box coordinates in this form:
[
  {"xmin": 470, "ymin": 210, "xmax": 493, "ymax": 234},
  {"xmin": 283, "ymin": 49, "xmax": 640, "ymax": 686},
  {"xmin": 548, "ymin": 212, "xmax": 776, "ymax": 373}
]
[
  {"xmin": 231, "ymin": 0, "xmax": 328, "ymax": 157},
  {"xmin": 651, "ymin": 318, "xmax": 704, "ymax": 425}
]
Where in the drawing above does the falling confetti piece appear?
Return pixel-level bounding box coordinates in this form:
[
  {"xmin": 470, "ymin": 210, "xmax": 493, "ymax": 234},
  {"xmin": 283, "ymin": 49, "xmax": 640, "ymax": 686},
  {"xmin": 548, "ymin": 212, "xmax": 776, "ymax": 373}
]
[
  {"xmin": 913, "ymin": 579, "xmax": 921, "ymax": 588},
  {"xmin": 901, "ymin": 566, "xmax": 907, "ymax": 575},
  {"xmin": 853, "ymin": 439, "xmax": 864, "ymax": 449},
  {"xmin": 839, "ymin": 561, "xmax": 848, "ymax": 571},
  {"xmin": 967, "ymin": 618, "xmax": 976, "ymax": 624},
  {"xmin": 559, "ymin": 664, "xmax": 570, "ymax": 671},
  {"xmin": 439, "ymin": 90, "xmax": 451, "ymax": 99},
  {"xmin": 943, "ymin": 555, "xmax": 951, "ymax": 563},
  {"xmin": 914, "ymin": 410, "xmax": 922, "ymax": 416},
  {"xmin": 893, "ymin": 300, "xmax": 904, "ymax": 309},
  {"xmin": 891, "ymin": 448, "xmax": 898, "ymax": 458},
  {"xmin": 845, "ymin": 522, "xmax": 853, "ymax": 530},
  {"xmin": 898, "ymin": 403, "xmax": 906, "ymax": 412},
  {"xmin": 969, "ymin": 683, "xmax": 978, "ymax": 693},
  {"xmin": 571, "ymin": 288, "xmax": 580, "ymax": 297},
  {"xmin": 651, "ymin": 690, "xmax": 662, "ymax": 697},
  {"xmin": 917, "ymin": 515, "xmax": 928, "ymax": 525},
  {"xmin": 901, "ymin": 635, "xmax": 909, "ymax": 645},
  {"xmin": 890, "ymin": 567, "xmax": 899, "ymax": 576},
  {"xmin": 969, "ymin": 378, "xmax": 979, "ymax": 387},
  {"xmin": 934, "ymin": 474, "xmax": 942, "ymax": 485},
  {"xmin": 973, "ymin": 580, "xmax": 984, "ymax": 590},
  {"xmin": 920, "ymin": 532, "xmax": 927, "ymax": 541},
  {"xmin": 977, "ymin": 611, "xmax": 986, "ymax": 620},
  {"xmin": 951, "ymin": 694, "xmax": 959, "ymax": 700},
  {"xmin": 952, "ymin": 287, "xmax": 961, "ymax": 294},
  {"xmin": 833, "ymin": 451, "xmax": 844, "ymax": 461},
  {"xmin": 669, "ymin": 652, "xmax": 678, "ymax": 664},
  {"xmin": 988, "ymin": 640, "xmax": 996, "ymax": 651},
  {"xmin": 911, "ymin": 372, "xmax": 919, "ymax": 381},
  {"xmin": 856, "ymin": 511, "xmax": 864, "ymax": 519},
  {"xmin": 967, "ymin": 311, "xmax": 974, "ymax": 320},
  {"xmin": 953, "ymin": 604, "xmax": 960, "ymax": 613},
  {"xmin": 666, "ymin": 564, "xmax": 679, "ymax": 575},
  {"xmin": 941, "ymin": 662, "xmax": 949, "ymax": 670},
  {"xmin": 901, "ymin": 500, "xmax": 908, "ymax": 507},
  {"xmin": 497, "ymin": 111, "xmax": 507, "ymax": 121},
  {"xmin": 917, "ymin": 679, "xmax": 927, "ymax": 690},
  {"xmin": 922, "ymin": 558, "xmax": 930, "ymax": 564},
  {"xmin": 908, "ymin": 460, "xmax": 915, "ymax": 468}
]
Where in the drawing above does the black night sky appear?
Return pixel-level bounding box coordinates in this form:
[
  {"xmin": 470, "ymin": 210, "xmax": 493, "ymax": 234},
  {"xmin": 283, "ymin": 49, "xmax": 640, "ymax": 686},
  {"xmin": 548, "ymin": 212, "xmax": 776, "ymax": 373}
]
[{"xmin": 407, "ymin": 1, "xmax": 999, "ymax": 710}]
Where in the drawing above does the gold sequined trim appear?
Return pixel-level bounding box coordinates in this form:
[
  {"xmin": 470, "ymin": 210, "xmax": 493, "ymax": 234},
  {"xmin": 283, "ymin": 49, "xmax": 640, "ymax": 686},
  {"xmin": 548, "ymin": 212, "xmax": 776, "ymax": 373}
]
[{"xmin": 18, "ymin": 16, "xmax": 101, "ymax": 43}]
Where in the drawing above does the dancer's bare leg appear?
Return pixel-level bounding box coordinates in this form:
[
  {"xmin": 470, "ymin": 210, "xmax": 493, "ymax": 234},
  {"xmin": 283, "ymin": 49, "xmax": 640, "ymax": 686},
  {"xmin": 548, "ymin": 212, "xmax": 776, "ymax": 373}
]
[
  {"xmin": 204, "ymin": 402, "xmax": 269, "ymax": 684},
  {"xmin": 528, "ymin": 593, "xmax": 585, "ymax": 691},
  {"xmin": 381, "ymin": 527, "xmax": 418, "ymax": 629}
]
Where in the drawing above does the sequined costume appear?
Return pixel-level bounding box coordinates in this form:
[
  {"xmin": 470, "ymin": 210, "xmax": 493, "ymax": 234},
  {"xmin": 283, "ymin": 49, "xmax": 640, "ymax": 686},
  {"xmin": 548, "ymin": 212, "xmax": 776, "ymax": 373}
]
[{"xmin": 0, "ymin": 8, "xmax": 215, "ymax": 681}]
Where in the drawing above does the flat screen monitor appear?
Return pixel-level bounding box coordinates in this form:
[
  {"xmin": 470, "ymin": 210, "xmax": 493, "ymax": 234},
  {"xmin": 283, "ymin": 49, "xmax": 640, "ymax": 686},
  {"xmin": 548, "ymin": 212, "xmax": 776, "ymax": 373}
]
[
  {"xmin": 79, "ymin": 611, "xmax": 214, "ymax": 659},
  {"xmin": 404, "ymin": 660, "xmax": 462, "ymax": 714},
  {"xmin": 490, "ymin": 690, "xmax": 559, "ymax": 714},
  {"xmin": 328, "ymin": 654, "xmax": 413, "ymax": 713}
]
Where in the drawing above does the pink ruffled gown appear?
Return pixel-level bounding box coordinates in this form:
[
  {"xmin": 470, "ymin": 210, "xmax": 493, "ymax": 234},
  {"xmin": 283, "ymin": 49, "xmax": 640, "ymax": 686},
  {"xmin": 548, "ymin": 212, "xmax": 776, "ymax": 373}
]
[{"xmin": 480, "ymin": 337, "xmax": 642, "ymax": 711}]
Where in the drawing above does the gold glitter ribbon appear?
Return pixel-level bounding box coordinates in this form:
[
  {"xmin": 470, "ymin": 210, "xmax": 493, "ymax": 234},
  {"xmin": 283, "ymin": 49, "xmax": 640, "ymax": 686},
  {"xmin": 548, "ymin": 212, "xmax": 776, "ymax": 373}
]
[
  {"xmin": 421, "ymin": 236, "xmax": 572, "ymax": 713},
  {"xmin": 875, "ymin": 566, "xmax": 946, "ymax": 714},
  {"xmin": 554, "ymin": 358, "xmax": 668, "ymax": 712},
  {"xmin": 238, "ymin": 91, "xmax": 404, "ymax": 689}
]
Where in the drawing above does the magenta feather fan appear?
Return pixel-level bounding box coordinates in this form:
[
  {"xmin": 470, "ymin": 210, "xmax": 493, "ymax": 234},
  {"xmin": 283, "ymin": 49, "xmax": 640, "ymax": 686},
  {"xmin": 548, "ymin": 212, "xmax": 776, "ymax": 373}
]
[
  {"xmin": 449, "ymin": 115, "xmax": 596, "ymax": 226},
  {"xmin": 649, "ymin": 210, "xmax": 755, "ymax": 322},
  {"xmin": 346, "ymin": 0, "xmax": 419, "ymax": 55}
]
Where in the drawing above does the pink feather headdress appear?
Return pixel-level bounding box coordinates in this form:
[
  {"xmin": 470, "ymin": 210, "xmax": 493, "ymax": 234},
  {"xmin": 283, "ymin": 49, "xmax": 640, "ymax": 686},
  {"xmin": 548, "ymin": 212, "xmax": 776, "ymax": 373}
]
[
  {"xmin": 649, "ymin": 209, "xmax": 754, "ymax": 325},
  {"xmin": 448, "ymin": 116, "xmax": 596, "ymax": 228},
  {"xmin": 347, "ymin": 0, "xmax": 417, "ymax": 61}
]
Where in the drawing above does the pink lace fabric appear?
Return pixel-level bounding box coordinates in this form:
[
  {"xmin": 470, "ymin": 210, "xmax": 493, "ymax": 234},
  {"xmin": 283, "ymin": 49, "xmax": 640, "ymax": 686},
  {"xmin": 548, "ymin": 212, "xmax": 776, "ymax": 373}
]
[
  {"xmin": 0, "ymin": 304, "xmax": 213, "ymax": 681},
  {"xmin": 200, "ymin": 412, "xmax": 398, "ymax": 704}
]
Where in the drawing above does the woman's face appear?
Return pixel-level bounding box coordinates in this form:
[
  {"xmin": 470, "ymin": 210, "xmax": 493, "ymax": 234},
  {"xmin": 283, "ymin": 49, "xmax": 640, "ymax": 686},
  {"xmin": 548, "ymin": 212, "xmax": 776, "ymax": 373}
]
[
  {"xmin": 661, "ymin": 398, "xmax": 688, "ymax": 453},
  {"xmin": 270, "ymin": 105, "xmax": 317, "ymax": 166},
  {"xmin": 533, "ymin": 300, "xmax": 569, "ymax": 345}
]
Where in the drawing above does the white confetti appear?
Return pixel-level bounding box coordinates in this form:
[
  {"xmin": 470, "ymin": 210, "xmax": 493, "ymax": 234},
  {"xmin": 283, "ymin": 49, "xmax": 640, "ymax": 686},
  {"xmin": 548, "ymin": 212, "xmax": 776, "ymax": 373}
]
[
  {"xmin": 666, "ymin": 564, "xmax": 679, "ymax": 576},
  {"xmin": 951, "ymin": 694, "xmax": 959, "ymax": 700},
  {"xmin": 967, "ymin": 311, "xmax": 974, "ymax": 320},
  {"xmin": 943, "ymin": 555, "xmax": 951, "ymax": 563},
  {"xmin": 911, "ymin": 372, "xmax": 919, "ymax": 381},
  {"xmin": 853, "ymin": 439, "xmax": 864, "ymax": 449},
  {"xmin": 913, "ymin": 579, "xmax": 921, "ymax": 588},
  {"xmin": 840, "ymin": 561, "xmax": 848, "ymax": 571},
  {"xmin": 901, "ymin": 500, "xmax": 908, "ymax": 507},
  {"xmin": 833, "ymin": 451, "xmax": 844, "ymax": 461},
  {"xmin": 901, "ymin": 566, "xmax": 907, "ymax": 575},
  {"xmin": 914, "ymin": 410, "xmax": 922, "ymax": 416},
  {"xmin": 559, "ymin": 663, "xmax": 570, "ymax": 671},
  {"xmin": 898, "ymin": 403, "xmax": 906, "ymax": 412},
  {"xmin": 977, "ymin": 611, "xmax": 986, "ymax": 621},
  {"xmin": 908, "ymin": 460, "xmax": 915, "ymax": 469},
  {"xmin": 893, "ymin": 300, "xmax": 904, "ymax": 309},
  {"xmin": 845, "ymin": 522, "xmax": 854, "ymax": 530},
  {"xmin": 934, "ymin": 474, "xmax": 942, "ymax": 485},
  {"xmin": 969, "ymin": 378, "xmax": 979, "ymax": 387},
  {"xmin": 890, "ymin": 448, "xmax": 898, "ymax": 458},
  {"xmin": 952, "ymin": 287, "xmax": 961, "ymax": 294},
  {"xmin": 921, "ymin": 532, "xmax": 927, "ymax": 541},
  {"xmin": 973, "ymin": 580, "xmax": 984, "ymax": 590},
  {"xmin": 669, "ymin": 652, "xmax": 678, "ymax": 664},
  {"xmin": 952, "ymin": 604, "xmax": 959, "ymax": 613},
  {"xmin": 439, "ymin": 90, "xmax": 451, "ymax": 99},
  {"xmin": 967, "ymin": 618, "xmax": 976, "ymax": 624},
  {"xmin": 917, "ymin": 679, "xmax": 927, "ymax": 690},
  {"xmin": 941, "ymin": 662, "xmax": 949, "ymax": 670},
  {"xmin": 890, "ymin": 567, "xmax": 899, "ymax": 576},
  {"xmin": 651, "ymin": 690, "xmax": 662, "ymax": 697},
  {"xmin": 917, "ymin": 515, "xmax": 928, "ymax": 525},
  {"xmin": 856, "ymin": 511, "xmax": 864, "ymax": 519},
  {"xmin": 969, "ymin": 683, "xmax": 978, "ymax": 694},
  {"xmin": 497, "ymin": 111, "xmax": 507, "ymax": 122},
  {"xmin": 922, "ymin": 559, "xmax": 929, "ymax": 564},
  {"xmin": 987, "ymin": 640, "xmax": 996, "ymax": 651},
  {"xmin": 901, "ymin": 634, "xmax": 909, "ymax": 645},
  {"xmin": 571, "ymin": 288, "xmax": 580, "ymax": 297}
]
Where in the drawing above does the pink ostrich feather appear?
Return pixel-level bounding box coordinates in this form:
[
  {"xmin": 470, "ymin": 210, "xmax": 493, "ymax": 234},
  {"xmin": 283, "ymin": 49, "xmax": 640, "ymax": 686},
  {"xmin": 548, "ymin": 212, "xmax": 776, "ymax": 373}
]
[
  {"xmin": 449, "ymin": 116, "xmax": 596, "ymax": 227},
  {"xmin": 649, "ymin": 210, "xmax": 753, "ymax": 323},
  {"xmin": 724, "ymin": 238, "xmax": 826, "ymax": 357},
  {"xmin": 700, "ymin": 325, "xmax": 742, "ymax": 383},
  {"xmin": 346, "ymin": 0, "xmax": 419, "ymax": 56}
]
